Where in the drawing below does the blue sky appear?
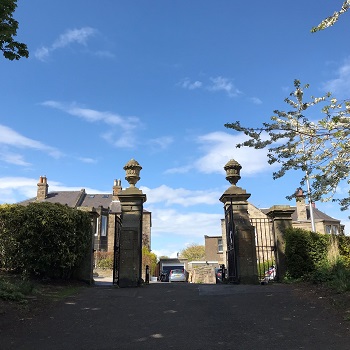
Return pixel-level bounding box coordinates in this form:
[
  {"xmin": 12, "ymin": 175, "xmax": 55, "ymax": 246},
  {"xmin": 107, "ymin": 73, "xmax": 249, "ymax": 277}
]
[{"xmin": 1, "ymin": 1, "xmax": 350, "ymax": 257}]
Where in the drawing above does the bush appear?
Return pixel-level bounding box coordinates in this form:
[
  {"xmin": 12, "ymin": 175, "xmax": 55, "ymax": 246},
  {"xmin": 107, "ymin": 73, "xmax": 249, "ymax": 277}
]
[
  {"xmin": 338, "ymin": 235, "xmax": 350, "ymax": 267},
  {"xmin": 0, "ymin": 203, "xmax": 91, "ymax": 279},
  {"xmin": 94, "ymin": 251, "xmax": 113, "ymax": 269},
  {"xmin": 285, "ymin": 228, "xmax": 350, "ymax": 292}
]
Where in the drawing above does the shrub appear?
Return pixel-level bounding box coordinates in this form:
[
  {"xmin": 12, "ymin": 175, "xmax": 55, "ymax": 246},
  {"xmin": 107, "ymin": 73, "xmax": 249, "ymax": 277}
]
[
  {"xmin": 285, "ymin": 228, "xmax": 329, "ymax": 279},
  {"xmin": 285, "ymin": 228, "xmax": 350, "ymax": 292},
  {"xmin": 0, "ymin": 203, "xmax": 91, "ymax": 279},
  {"xmin": 94, "ymin": 251, "xmax": 113, "ymax": 269}
]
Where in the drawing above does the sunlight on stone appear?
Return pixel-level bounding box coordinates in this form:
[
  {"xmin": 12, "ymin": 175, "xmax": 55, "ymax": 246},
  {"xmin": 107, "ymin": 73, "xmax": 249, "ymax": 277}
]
[
  {"xmin": 150, "ymin": 334, "xmax": 164, "ymax": 339},
  {"xmin": 163, "ymin": 310, "xmax": 177, "ymax": 314}
]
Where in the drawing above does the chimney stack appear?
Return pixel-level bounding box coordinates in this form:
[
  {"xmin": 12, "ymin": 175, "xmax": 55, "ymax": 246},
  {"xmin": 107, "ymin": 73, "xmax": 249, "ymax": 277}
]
[
  {"xmin": 295, "ymin": 187, "xmax": 307, "ymax": 221},
  {"xmin": 37, "ymin": 176, "xmax": 49, "ymax": 201},
  {"xmin": 112, "ymin": 179, "xmax": 122, "ymax": 201}
]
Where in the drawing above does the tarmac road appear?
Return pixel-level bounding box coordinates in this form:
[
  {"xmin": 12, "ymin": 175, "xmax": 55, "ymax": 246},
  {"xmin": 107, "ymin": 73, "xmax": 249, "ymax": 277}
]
[{"xmin": 1, "ymin": 282, "xmax": 350, "ymax": 350}]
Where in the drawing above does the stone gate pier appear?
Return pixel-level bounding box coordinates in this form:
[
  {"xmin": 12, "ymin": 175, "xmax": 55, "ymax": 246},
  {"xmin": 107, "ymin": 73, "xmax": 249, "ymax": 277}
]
[{"xmin": 118, "ymin": 159, "xmax": 147, "ymax": 287}]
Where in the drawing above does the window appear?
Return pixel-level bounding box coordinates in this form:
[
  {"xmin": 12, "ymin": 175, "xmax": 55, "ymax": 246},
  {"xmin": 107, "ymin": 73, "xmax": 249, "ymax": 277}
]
[
  {"xmin": 325, "ymin": 225, "xmax": 339, "ymax": 235},
  {"xmin": 101, "ymin": 216, "xmax": 107, "ymax": 237},
  {"xmin": 95, "ymin": 217, "xmax": 99, "ymax": 236},
  {"xmin": 218, "ymin": 238, "xmax": 223, "ymax": 253}
]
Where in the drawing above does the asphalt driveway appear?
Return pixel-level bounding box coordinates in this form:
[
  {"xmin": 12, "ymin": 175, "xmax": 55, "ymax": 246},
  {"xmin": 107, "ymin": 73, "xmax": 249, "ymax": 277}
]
[{"xmin": 1, "ymin": 282, "xmax": 349, "ymax": 350}]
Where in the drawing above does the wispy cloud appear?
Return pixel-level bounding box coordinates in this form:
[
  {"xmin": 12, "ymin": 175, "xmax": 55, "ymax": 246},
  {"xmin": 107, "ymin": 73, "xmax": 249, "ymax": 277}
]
[
  {"xmin": 41, "ymin": 101, "xmax": 141, "ymax": 148},
  {"xmin": 148, "ymin": 136, "xmax": 174, "ymax": 150},
  {"xmin": 179, "ymin": 78, "xmax": 203, "ymax": 90},
  {"xmin": 78, "ymin": 157, "xmax": 98, "ymax": 164},
  {"xmin": 249, "ymin": 97, "xmax": 263, "ymax": 105},
  {"xmin": 0, "ymin": 176, "xmax": 107, "ymax": 204},
  {"xmin": 322, "ymin": 57, "xmax": 350, "ymax": 98},
  {"xmin": 141, "ymin": 185, "xmax": 222, "ymax": 207},
  {"xmin": 150, "ymin": 208, "xmax": 222, "ymax": 238},
  {"xmin": 179, "ymin": 76, "xmax": 241, "ymax": 98},
  {"xmin": 0, "ymin": 124, "xmax": 62, "ymax": 166},
  {"xmin": 208, "ymin": 76, "xmax": 241, "ymax": 97},
  {"xmin": 165, "ymin": 131, "xmax": 273, "ymax": 175},
  {"xmin": 35, "ymin": 27, "xmax": 97, "ymax": 61},
  {"xmin": 0, "ymin": 150, "xmax": 31, "ymax": 166}
]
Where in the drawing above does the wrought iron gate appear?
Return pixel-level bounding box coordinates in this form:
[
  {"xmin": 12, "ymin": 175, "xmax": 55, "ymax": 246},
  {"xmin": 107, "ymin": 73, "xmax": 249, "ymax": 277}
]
[
  {"xmin": 113, "ymin": 215, "xmax": 122, "ymax": 285},
  {"xmin": 225, "ymin": 202, "xmax": 239, "ymax": 283},
  {"xmin": 250, "ymin": 218, "xmax": 277, "ymax": 282}
]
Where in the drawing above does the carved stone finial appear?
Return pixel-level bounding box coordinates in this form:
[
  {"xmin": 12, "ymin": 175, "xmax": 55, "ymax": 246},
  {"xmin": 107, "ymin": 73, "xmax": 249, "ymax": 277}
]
[
  {"xmin": 123, "ymin": 159, "xmax": 142, "ymax": 188},
  {"xmin": 224, "ymin": 159, "xmax": 242, "ymax": 186}
]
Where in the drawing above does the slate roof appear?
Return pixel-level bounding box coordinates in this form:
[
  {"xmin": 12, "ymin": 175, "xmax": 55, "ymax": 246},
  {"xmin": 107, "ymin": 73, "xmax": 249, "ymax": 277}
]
[
  {"xmin": 260, "ymin": 206, "xmax": 340, "ymax": 223},
  {"xmin": 19, "ymin": 190, "xmax": 147, "ymax": 214},
  {"xmin": 20, "ymin": 191, "xmax": 85, "ymax": 208}
]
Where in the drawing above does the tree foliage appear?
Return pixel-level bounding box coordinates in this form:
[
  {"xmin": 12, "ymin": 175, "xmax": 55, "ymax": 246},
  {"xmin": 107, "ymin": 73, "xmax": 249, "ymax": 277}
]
[
  {"xmin": 311, "ymin": 1, "xmax": 350, "ymax": 32},
  {"xmin": 0, "ymin": 202, "xmax": 91, "ymax": 278},
  {"xmin": 180, "ymin": 244, "xmax": 205, "ymax": 261},
  {"xmin": 0, "ymin": 0, "xmax": 28, "ymax": 60},
  {"xmin": 225, "ymin": 79, "xmax": 350, "ymax": 210},
  {"xmin": 142, "ymin": 246, "xmax": 157, "ymax": 275}
]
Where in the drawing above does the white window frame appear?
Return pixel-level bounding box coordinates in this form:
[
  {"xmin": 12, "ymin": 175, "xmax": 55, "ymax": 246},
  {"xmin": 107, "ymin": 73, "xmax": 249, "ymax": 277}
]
[
  {"xmin": 95, "ymin": 217, "xmax": 99, "ymax": 236},
  {"xmin": 218, "ymin": 238, "xmax": 223, "ymax": 253},
  {"xmin": 101, "ymin": 215, "xmax": 107, "ymax": 237}
]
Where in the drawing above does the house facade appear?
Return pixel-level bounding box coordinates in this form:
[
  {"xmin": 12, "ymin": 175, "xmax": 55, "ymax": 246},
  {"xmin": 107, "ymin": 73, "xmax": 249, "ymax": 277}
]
[
  {"xmin": 205, "ymin": 190, "xmax": 343, "ymax": 264},
  {"xmin": 20, "ymin": 176, "xmax": 152, "ymax": 253}
]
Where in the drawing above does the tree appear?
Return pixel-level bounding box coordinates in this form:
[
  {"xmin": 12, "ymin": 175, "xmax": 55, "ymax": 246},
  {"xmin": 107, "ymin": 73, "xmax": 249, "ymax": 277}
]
[
  {"xmin": 142, "ymin": 246, "xmax": 157, "ymax": 275},
  {"xmin": 311, "ymin": 1, "xmax": 350, "ymax": 32},
  {"xmin": 0, "ymin": 0, "xmax": 29, "ymax": 60},
  {"xmin": 180, "ymin": 244, "xmax": 205, "ymax": 261},
  {"xmin": 225, "ymin": 79, "xmax": 350, "ymax": 211}
]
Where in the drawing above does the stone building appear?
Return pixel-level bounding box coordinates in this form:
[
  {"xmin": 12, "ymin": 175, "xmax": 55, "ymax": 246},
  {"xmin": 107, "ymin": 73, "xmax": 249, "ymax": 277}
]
[
  {"xmin": 204, "ymin": 235, "xmax": 224, "ymax": 265},
  {"xmin": 205, "ymin": 192, "xmax": 343, "ymax": 262},
  {"xmin": 20, "ymin": 176, "xmax": 152, "ymax": 253}
]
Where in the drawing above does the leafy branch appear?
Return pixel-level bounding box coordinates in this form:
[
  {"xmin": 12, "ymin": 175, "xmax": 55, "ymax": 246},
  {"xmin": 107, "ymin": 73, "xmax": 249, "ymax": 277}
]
[{"xmin": 225, "ymin": 80, "xmax": 350, "ymax": 210}]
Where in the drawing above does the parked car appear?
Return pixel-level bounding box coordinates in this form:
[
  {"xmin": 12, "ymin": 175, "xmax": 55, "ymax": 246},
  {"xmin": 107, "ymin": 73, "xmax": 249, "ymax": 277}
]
[{"xmin": 169, "ymin": 269, "xmax": 187, "ymax": 282}]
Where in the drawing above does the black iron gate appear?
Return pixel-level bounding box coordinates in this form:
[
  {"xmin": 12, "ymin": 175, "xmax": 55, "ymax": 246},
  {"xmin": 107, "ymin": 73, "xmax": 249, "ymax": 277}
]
[
  {"xmin": 225, "ymin": 202, "xmax": 239, "ymax": 283},
  {"xmin": 250, "ymin": 218, "xmax": 277, "ymax": 282},
  {"xmin": 113, "ymin": 215, "xmax": 122, "ymax": 285}
]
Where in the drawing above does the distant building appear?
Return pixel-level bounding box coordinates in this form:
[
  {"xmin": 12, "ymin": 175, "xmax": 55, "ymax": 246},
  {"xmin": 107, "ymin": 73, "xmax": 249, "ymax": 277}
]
[
  {"xmin": 205, "ymin": 190, "xmax": 344, "ymax": 262},
  {"xmin": 20, "ymin": 176, "xmax": 152, "ymax": 252}
]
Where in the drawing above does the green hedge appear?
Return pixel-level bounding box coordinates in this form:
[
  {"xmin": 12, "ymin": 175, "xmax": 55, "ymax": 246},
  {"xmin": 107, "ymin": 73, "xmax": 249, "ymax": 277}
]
[
  {"xmin": 285, "ymin": 227, "xmax": 350, "ymax": 280},
  {"xmin": 0, "ymin": 202, "xmax": 91, "ymax": 279}
]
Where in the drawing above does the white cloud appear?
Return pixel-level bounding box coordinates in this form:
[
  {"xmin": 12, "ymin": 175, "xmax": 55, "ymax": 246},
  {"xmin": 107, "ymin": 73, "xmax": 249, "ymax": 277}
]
[
  {"xmin": 35, "ymin": 27, "xmax": 97, "ymax": 61},
  {"xmin": 179, "ymin": 78, "xmax": 203, "ymax": 90},
  {"xmin": 78, "ymin": 157, "xmax": 97, "ymax": 164},
  {"xmin": 178, "ymin": 76, "xmax": 241, "ymax": 98},
  {"xmin": 0, "ymin": 124, "xmax": 63, "ymax": 166},
  {"xmin": 249, "ymin": 97, "xmax": 263, "ymax": 105},
  {"xmin": 141, "ymin": 185, "xmax": 222, "ymax": 207},
  {"xmin": 322, "ymin": 57, "xmax": 350, "ymax": 98},
  {"xmin": 164, "ymin": 164, "xmax": 192, "ymax": 174},
  {"xmin": 41, "ymin": 101, "xmax": 141, "ymax": 148},
  {"xmin": 150, "ymin": 207, "xmax": 222, "ymax": 238},
  {"xmin": 0, "ymin": 176, "xmax": 107, "ymax": 204},
  {"xmin": 148, "ymin": 136, "xmax": 174, "ymax": 150},
  {"xmin": 165, "ymin": 131, "xmax": 272, "ymax": 175},
  {"xmin": 0, "ymin": 150, "xmax": 31, "ymax": 166},
  {"xmin": 0, "ymin": 177, "xmax": 38, "ymax": 203},
  {"xmin": 208, "ymin": 76, "xmax": 241, "ymax": 98}
]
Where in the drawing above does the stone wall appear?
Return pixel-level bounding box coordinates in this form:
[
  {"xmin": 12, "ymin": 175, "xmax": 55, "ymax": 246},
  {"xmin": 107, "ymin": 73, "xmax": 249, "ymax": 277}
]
[{"xmin": 188, "ymin": 266, "xmax": 216, "ymax": 284}]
